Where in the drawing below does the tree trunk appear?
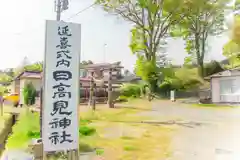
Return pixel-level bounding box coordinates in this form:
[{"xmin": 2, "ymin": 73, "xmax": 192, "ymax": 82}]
[
  {"xmin": 198, "ymin": 62, "xmax": 204, "ymax": 78},
  {"xmin": 147, "ymin": 79, "xmax": 158, "ymax": 101}
]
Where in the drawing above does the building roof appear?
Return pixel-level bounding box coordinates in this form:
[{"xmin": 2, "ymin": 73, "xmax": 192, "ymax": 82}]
[
  {"xmin": 14, "ymin": 70, "xmax": 92, "ymax": 81},
  {"xmin": 117, "ymin": 75, "xmax": 142, "ymax": 83},
  {"xmin": 14, "ymin": 71, "xmax": 42, "ymax": 80},
  {"xmin": 205, "ymin": 67, "xmax": 240, "ymax": 80},
  {"xmin": 81, "ymin": 62, "xmax": 123, "ymax": 70}
]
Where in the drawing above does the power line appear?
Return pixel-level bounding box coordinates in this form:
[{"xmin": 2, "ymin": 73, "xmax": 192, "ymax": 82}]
[
  {"xmin": 66, "ymin": 3, "xmax": 96, "ymax": 21},
  {"xmin": 12, "ymin": 3, "xmax": 96, "ymax": 36}
]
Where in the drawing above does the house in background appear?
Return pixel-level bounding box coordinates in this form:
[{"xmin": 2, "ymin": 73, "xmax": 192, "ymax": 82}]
[
  {"xmin": 80, "ymin": 62, "xmax": 141, "ymax": 84},
  {"xmin": 10, "ymin": 62, "xmax": 140, "ymax": 105},
  {"xmin": 206, "ymin": 67, "xmax": 240, "ymax": 103},
  {"xmin": 11, "ymin": 71, "xmax": 42, "ymax": 105},
  {"xmin": 80, "ymin": 62, "xmax": 123, "ymax": 82}
]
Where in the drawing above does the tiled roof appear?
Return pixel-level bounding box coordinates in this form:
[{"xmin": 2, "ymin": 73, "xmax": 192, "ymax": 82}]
[
  {"xmin": 81, "ymin": 62, "xmax": 123, "ymax": 70},
  {"xmin": 15, "ymin": 71, "xmax": 42, "ymax": 80},
  {"xmin": 205, "ymin": 67, "xmax": 240, "ymax": 80},
  {"xmin": 15, "ymin": 71, "xmax": 92, "ymax": 81}
]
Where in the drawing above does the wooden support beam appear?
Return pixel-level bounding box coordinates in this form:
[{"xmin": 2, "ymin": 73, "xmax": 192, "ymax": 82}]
[{"xmin": 108, "ymin": 68, "xmax": 114, "ymax": 108}]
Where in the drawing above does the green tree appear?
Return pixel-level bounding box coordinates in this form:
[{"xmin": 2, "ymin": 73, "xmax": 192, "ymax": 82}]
[
  {"xmin": 81, "ymin": 60, "xmax": 93, "ymax": 65},
  {"xmin": 0, "ymin": 74, "xmax": 12, "ymax": 83},
  {"xmin": 223, "ymin": 40, "xmax": 240, "ymax": 68},
  {"xmin": 172, "ymin": 0, "xmax": 230, "ymax": 77},
  {"xmin": 24, "ymin": 61, "xmax": 43, "ymax": 72},
  {"xmin": 96, "ymin": 0, "xmax": 187, "ymax": 93},
  {"xmin": 23, "ymin": 82, "xmax": 37, "ymax": 105},
  {"xmin": 4, "ymin": 68, "xmax": 15, "ymax": 78},
  {"xmin": 204, "ymin": 60, "xmax": 224, "ymax": 76}
]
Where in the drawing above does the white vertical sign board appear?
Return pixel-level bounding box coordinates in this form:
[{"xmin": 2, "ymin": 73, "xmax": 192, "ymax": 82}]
[
  {"xmin": 170, "ymin": 90, "xmax": 175, "ymax": 101},
  {"xmin": 43, "ymin": 20, "xmax": 81, "ymax": 152}
]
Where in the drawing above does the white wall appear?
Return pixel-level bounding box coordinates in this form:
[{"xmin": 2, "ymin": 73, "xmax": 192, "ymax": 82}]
[
  {"xmin": 212, "ymin": 76, "xmax": 240, "ymax": 103},
  {"xmin": 212, "ymin": 78, "xmax": 220, "ymax": 103},
  {"xmin": 8, "ymin": 81, "xmax": 15, "ymax": 93},
  {"xmin": 19, "ymin": 79, "xmax": 25, "ymax": 105}
]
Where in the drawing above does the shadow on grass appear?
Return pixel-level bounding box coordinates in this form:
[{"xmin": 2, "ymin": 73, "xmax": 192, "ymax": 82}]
[
  {"xmin": 94, "ymin": 119, "xmax": 205, "ymax": 129},
  {"xmin": 192, "ymin": 103, "xmax": 236, "ymax": 109},
  {"xmin": 114, "ymin": 106, "xmax": 153, "ymax": 111}
]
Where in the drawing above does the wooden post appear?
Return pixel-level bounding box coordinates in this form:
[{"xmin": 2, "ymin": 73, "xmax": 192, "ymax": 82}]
[
  {"xmin": 0, "ymin": 93, "xmax": 3, "ymax": 116},
  {"xmin": 89, "ymin": 71, "xmax": 94, "ymax": 109},
  {"xmin": 108, "ymin": 68, "xmax": 114, "ymax": 108},
  {"xmin": 68, "ymin": 149, "xmax": 79, "ymax": 160},
  {"xmin": 92, "ymin": 83, "xmax": 96, "ymax": 110},
  {"xmin": 40, "ymin": 87, "xmax": 43, "ymax": 138}
]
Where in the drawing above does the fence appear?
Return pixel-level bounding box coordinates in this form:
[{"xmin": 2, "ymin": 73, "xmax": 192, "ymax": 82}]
[
  {"xmin": 79, "ymin": 88, "xmax": 108, "ymax": 103},
  {"xmin": 33, "ymin": 87, "xmax": 121, "ymax": 106},
  {"xmin": 159, "ymin": 90, "xmax": 210, "ymax": 99}
]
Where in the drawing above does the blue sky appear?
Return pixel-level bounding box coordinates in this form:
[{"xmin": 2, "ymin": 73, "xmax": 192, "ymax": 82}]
[{"xmin": 0, "ymin": 0, "xmax": 232, "ymax": 71}]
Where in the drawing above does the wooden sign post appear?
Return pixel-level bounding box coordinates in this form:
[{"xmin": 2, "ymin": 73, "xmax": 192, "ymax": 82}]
[
  {"xmin": 42, "ymin": 20, "xmax": 81, "ymax": 160},
  {"xmin": 0, "ymin": 93, "xmax": 3, "ymax": 116}
]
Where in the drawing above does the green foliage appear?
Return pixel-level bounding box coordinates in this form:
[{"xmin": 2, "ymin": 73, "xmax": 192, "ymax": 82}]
[
  {"xmin": 223, "ymin": 38, "xmax": 240, "ymax": 69},
  {"xmin": 23, "ymin": 82, "xmax": 37, "ymax": 105},
  {"xmin": 116, "ymin": 95, "xmax": 128, "ymax": 102},
  {"xmin": 0, "ymin": 86, "xmax": 9, "ymax": 94},
  {"xmin": 80, "ymin": 118, "xmax": 92, "ymax": 125},
  {"xmin": 135, "ymin": 56, "xmax": 158, "ymax": 82},
  {"xmin": 96, "ymin": 148, "xmax": 105, "ymax": 155},
  {"xmin": 79, "ymin": 143, "xmax": 95, "ymax": 152},
  {"xmin": 6, "ymin": 110, "xmax": 40, "ymax": 149},
  {"xmin": 158, "ymin": 67, "xmax": 203, "ymax": 94},
  {"xmin": 0, "ymin": 73, "xmax": 12, "ymax": 83},
  {"xmin": 6, "ymin": 111, "xmax": 97, "ymax": 149},
  {"xmin": 120, "ymin": 83, "xmax": 141, "ymax": 98},
  {"xmin": 79, "ymin": 126, "xmax": 96, "ymax": 136},
  {"xmin": 24, "ymin": 61, "xmax": 43, "ymax": 72},
  {"xmin": 96, "ymin": 0, "xmax": 186, "ymax": 93},
  {"xmin": 171, "ymin": 0, "xmax": 230, "ymax": 77},
  {"xmin": 204, "ymin": 61, "xmax": 224, "ymax": 77},
  {"xmin": 81, "ymin": 60, "xmax": 93, "ymax": 65}
]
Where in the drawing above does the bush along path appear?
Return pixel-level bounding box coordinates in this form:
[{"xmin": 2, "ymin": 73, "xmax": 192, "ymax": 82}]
[
  {"xmin": 0, "ymin": 114, "xmax": 19, "ymax": 158},
  {"xmin": 2, "ymin": 109, "xmax": 98, "ymax": 160}
]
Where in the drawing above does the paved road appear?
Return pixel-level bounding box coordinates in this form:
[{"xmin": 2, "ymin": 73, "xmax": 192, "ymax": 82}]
[
  {"xmin": 149, "ymin": 101, "xmax": 240, "ymax": 160},
  {"xmin": 0, "ymin": 150, "xmax": 33, "ymax": 160}
]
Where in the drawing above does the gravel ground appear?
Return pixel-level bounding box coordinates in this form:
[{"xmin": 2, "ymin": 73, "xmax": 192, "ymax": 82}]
[{"xmin": 150, "ymin": 101, "xmax": 240, "ymax": 160}]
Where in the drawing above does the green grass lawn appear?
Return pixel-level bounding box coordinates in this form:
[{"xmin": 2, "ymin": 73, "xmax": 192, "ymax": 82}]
[
  {"xmin": 79, "ymin": 102, "xmax": 175, "ymax": 160},
  {"xmin": 0, "ymin": 114, "xmax": 12, "ymax": 133},
  {"xmin": 191, "ymin": 103, "xmax": 235, "ymax": 109},
  {"xmin": 5, "ymin": 100, "xmax": 176, "ymax": 160}
]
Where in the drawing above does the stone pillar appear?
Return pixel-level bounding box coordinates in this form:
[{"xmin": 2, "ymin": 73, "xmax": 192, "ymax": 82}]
[{"xmin": 108, "ymin": 68, "xmax": 114, "ymax": 108}]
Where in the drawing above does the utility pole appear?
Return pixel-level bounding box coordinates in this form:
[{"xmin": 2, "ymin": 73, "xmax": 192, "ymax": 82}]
[
  {"xmin": 56, "ymin": 0, "xmax": 61, "ymax": 21},
  {"xmin": 55, "ymin": 0, "xmax": 69, "ymax": 21},
  {"xmin": 103, "ymin": 43, "xmax": 107, "ymax": 62}
]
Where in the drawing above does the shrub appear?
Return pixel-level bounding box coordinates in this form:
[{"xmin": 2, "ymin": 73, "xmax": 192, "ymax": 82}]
[
  {"xmin": 79, "ymin": 126, "xmax": 96, "ymax": 136},
  {"xmin": 6, "ymin": 110, "xmax": 40, "ymax": 149},
  {"xmin": 80, "ymin": 119, "xmax": 92, "ymax": 125},
  {"xmin": 120, "ymin": 84, "xmax": 141, "ymax": 98},
  {"xmin": 6, "ymin": 110, "xmax": 96, "ymax": 149},
  {"xmin": 27, "ymin": 131, "xmax": 41, "ymax": 139},
  {"xmin": 23, "ymin": 82, "xmax": 37, "ymax": 105},
  {"xmin": 116, "ymin": 95, "xmax": 128, "ymax": 102}
]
